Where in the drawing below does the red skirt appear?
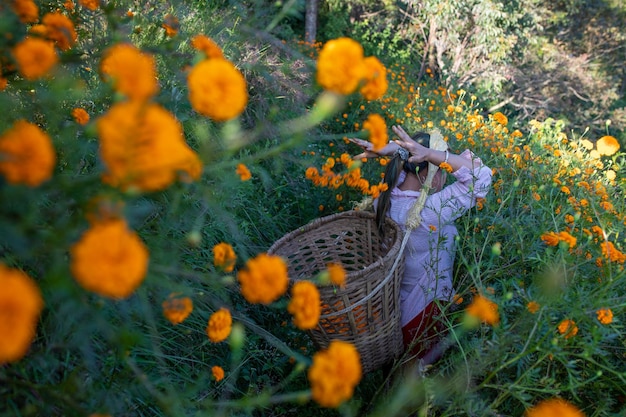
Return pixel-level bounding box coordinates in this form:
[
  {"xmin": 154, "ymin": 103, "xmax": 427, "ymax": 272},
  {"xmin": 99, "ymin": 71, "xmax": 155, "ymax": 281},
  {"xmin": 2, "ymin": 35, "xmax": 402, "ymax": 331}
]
[{"xmin": 401, "ymin": 301, "xmax": 447, "ymax": 360}]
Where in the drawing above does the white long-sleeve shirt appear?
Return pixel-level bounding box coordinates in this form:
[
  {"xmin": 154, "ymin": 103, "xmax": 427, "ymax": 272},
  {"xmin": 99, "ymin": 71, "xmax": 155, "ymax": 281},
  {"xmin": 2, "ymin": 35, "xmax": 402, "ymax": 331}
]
[{"xmin": 386, "ymin": 149, "xmax": 492, "ymax": 327}]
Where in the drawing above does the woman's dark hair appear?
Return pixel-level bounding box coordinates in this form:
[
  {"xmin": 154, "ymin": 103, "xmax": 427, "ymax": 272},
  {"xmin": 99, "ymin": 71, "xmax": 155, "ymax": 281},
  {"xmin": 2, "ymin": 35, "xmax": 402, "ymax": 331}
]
[{"xmin": 375, "ymin": 131, "xmax": 430, "ymax": 238}]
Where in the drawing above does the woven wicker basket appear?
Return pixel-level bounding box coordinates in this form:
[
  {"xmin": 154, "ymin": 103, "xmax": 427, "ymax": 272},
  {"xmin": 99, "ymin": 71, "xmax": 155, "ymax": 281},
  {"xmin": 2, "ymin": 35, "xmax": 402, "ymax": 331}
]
[{"xmin": 268, "ymin": 210, "xmax": 405, "ymax": 374}]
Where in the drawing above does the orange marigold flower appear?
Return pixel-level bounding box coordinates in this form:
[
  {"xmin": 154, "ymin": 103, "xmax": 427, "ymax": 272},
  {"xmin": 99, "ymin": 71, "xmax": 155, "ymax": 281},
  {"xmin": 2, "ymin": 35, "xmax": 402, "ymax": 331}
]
[
  {"xmin": 70, "ymin": 219, "xmax": 149, "ymax": 299},
  {"xmin": 557, "ymin": 231, "xmax": 577, "ymax": 248},
  {"xmin": 188, "ymin": 59, "xmax": 248, "ymax": 121},
  {"xmin": 540, "ymin": 232, "xmax": 560, "ymax": 247},
  {"xmin": 596, "ymin": 308, "xmax": 613, "ymax": 325},
  {"xmin": 557, "ymin": 319, "xmax": 578, "ymax": 339},
  {"xmin": 206, "ymin": 308, "xmax": 232, "ymax": 343},
  {"xmin": 97, "ymin": 101, "xmax": 202, "ymax": 192},
  {"xmin": 596, "ymin": 135, "xmax": 620, "ymax": 156},
  {"xmin": 362, "ymin": 113, "xmax": 387, "ymax": 151},
  {"xmin": 237, "ymin": 253, "xmax": 289, "ymax": 304},
  {"xmin": 162, "ymin": 293, "xmax": 193, "ymax": 325},
  {"xmin": 327, "ymin": 263, "xmax": 346, "ymax": 287},
  {"xmin": 101, "ymin": 43, "xmax": 159, "ymax": 101},
  {"xmin": 236, "ymin": 163, "xmax": 251, "ymax": 181},
  {"xmin": 527, "ymin": 301, "xmax": 540, "ymax": 314},
  {"xmin": 0, "ymin": 120, "xmax": 56, "ymax": 186},
  {"xmin": 213, "ymin": 242, "xmax": 236, "ymax": 273},
  {"xmin": 64, "ymin": 0, "xmax": 75, "ymax": 11},
  {"xmin": 360, "ymin": 56, "xmax": 388, "ymax": 101},
  {"xmin": 72, "ymin": 108, "xmax": 90, "ymax": 125},
  {"xmin": 492, "ymin": 112, "xmax": 508, "ymax": 126},
  {"xmin": 466, "ymin": 294, "xmax": 500, "ymax": 326},
  {"xmin": 11, "ymin": 0, "xmax": 39, "ymax": 23},
  {"xmin": 525, "ymin": 398, "xmax": 585, "ymax": 417},
  {"xmin": 12, "ymin": 37, "xmax": 58, "ymax": 80},
  {"xmin": 162, "ymin": 14, "xmax": 179, "ymax": 37},
  {"xmin": 308, "ymin": 340, "xmax": 362, "ymax": 408},
  {"xmin": 78, "ymin": 0, "xmax": 99, "ymax": 10},
  {"xmin": 439, "ymin": 161, "xmax": 453, "ymax": 173},
  {"xmin": 191, "ymin": 35, "xmax": 224, "ymax": 59},
  {"xmin": 42, "ymin": 12, "xmax": 77, "ymax": 51},
  {"xmin": 212, "ymin": 365, "xmax": 225, "ymax": 381},
  {"xmin": 0, "ymin": 264, "xmax": 44, "ymax": 364},
  {"xmin": 316, "ymin": 37, "xmax": 366, "ymax": 95},
  {"xmin": 600, "ymin": 241, "xmax": 626, "ymax": 264},
  {"xmin": 288, "ymin": 281, "xmax": 321, "ymax": 330}
]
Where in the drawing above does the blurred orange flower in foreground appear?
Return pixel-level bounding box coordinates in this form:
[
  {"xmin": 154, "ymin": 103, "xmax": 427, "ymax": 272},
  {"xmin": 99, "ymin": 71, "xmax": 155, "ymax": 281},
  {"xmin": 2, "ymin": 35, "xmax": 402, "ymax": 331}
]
[
  {"xmin": 237, "ymin": 253, "xmax": 289, "ymax": 304},
  {"xmin": 97, "ymin": 101, "xmax": 202, "ymax": 192},
  {"xmin": 316, "ymin": 37, "xmax": 365, "ymax": 95},
  {"xmin": 0, "ymin": 264, "xmax": 44, "ymax": 364},
  {"xmin": 12, "ymin": 37, "xmax": 58, "ymax": 80},
  {"xmin": 308, "ymin": 340, "xmax": 362, "ymax": 407},
  {"xmin": 0, "ymin": 120, "xmax": 56, "ymax": 186},
  {"xmin": 101, "ymin": 43, "xmax": 159, "ymax": 101},
  {"xmin": 525, "ymin": 398, "xmax": 585, "ymax": 417},
  {"xmin": 188, "ymin": 59, "xmax": 248, "ymax": 122},
  {"xmin": 287, "ymin": 281, "xmax": 321, "ymax": 330},
  {"xmin": 71, "ymin": 219, "xmax": 149, "ymax": 299}
]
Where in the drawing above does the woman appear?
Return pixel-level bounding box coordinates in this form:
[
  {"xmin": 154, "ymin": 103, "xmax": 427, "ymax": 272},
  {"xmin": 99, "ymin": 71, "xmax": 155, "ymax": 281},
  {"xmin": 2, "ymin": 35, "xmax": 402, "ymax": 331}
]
[{"xmin": 351, "ymin": 125, "xmax": 492, "ymax": 363}]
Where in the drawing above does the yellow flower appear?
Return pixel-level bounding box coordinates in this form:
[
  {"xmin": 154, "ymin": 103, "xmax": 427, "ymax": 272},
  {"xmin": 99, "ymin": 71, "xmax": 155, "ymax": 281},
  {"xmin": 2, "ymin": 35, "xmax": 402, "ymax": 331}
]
[
  {"xmin": 466, "ymin": 294, "xmax": 500, "ymax": 326},
  {"xmin": 101, "ymin": 43, "xmax": 159, "ymax": 101},
  {"xmin": 527, "ymin": 301, "xmax": 540, "ymax": 314},
  {"xmin": 236, "ymin": 163, "xmax": 251, "ymax": 181},
  {"xmin": 212, "ymin": 365, "xmax": 225, "ymax": 381},
  {"xmin": 187, "ymin": 59, "xmax": 248, "ymax": 121},
  {"xmin": 557, "ymin": 319, "xmax": 578, "ymax": 339},
  {"xmin": 237, "ymin": 253, "xmax": 289, "ymax": 304},
  {"xmin": 72, "ymin": 108, "xmax": 90, "ymax": 125},
  {"xmin": 206, "ymin": 308, "xmax": 232, "ymax": 343},
  {"xmin": 362, "ymin": 113, "xmax": 388, "ymax": 151},
  {"xmin": 596, "ymin": 135, "xmax": 620, "ymax": 156},
  {"xmin": 287, "ymin": 281, "xmax": 321, "ymax": 330},
  {"xmin": 596, "ymin": 308, "xmax": 613, "ymax": 325},
  {"xmin": 97, "ymin": 101, "xmax": 202, "ymax": 192},
  {"xmin": 0, "ymin": 120, "xmax": 56, "ymax": 186},
  {"xmin": 0, "ymin": 264, "xmax": 44, "ymax": 364},
  {"xmin": 360, "ymin": 56, "xmax": 388, "ymax": 101},
  {"xmin": 42, "ymin": 12, "xmax": 77, "ymax": 51},
  {"xmin": 326, "ymin": 263, "xmax": 346, "ymax": 287},
  {"xmin": 11, "ymin": 0, "xmax": 39, "ymax": 23},
  {"xmin": 492, "ymin": 112, "xmax": 508, "ymax": 126},
  {"xmin": 525, "ymin": 398, "xmax": 585, "ymax": 417},
  {"xmin": 12, "ymin": 37, "xmax": 58, "ymax": 80},
  {"xmin": 70, "ymin": 219, "xmax": 149, "ymax": 299},
  {"xmin": 162, "ymin": 293, "xmax": 193, "ymax": 325},
  {"xmin": 213, "ymin": 242, "xmax": 236, "ymax": 273},
  {"xmin": 308, "ymin": 340, "xmax": 362, "ymax": 408},
  {"xmin": 316, "ymin": 37, "xmax": 366, "ymax": 95},
  {"xmin": 191, "ymin": 35, "xmax": 224, "ymax": 59},
  {"xmin": 78, "ymin": 0, "xmax": 99, "ymax": 10}
]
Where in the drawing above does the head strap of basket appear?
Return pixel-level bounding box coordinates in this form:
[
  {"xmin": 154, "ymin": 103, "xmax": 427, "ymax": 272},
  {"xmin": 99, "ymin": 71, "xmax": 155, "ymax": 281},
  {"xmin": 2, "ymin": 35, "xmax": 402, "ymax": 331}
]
[{"xmin": 405, "ymin": 128, "xmax": 449, "ymax": 230}]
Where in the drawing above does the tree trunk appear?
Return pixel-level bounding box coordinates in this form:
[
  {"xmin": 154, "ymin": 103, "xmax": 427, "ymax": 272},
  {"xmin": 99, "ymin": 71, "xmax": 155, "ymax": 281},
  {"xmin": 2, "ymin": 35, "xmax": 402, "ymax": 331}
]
[{"xmin": 305, "ymin": 0, "xmax": 318, "ymax": 44}]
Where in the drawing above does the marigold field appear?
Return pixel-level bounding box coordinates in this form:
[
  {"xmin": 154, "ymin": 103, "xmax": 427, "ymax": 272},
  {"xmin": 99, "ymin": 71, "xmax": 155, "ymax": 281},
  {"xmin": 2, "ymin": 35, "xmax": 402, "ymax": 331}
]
[{"xmin": 1, "ymin": 1, "xmax": 625, "ymax": 416}]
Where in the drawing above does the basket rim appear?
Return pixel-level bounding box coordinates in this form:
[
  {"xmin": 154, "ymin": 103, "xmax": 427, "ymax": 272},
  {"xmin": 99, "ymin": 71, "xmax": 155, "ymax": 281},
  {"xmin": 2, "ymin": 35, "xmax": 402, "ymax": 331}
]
[{"xmin": 267, "ymin": 210, "xmax": 404, "ymax": 282}]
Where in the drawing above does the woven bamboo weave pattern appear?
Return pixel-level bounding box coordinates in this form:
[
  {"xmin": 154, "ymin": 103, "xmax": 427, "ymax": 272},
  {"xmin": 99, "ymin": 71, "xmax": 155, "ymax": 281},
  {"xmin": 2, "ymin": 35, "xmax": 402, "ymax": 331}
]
[{"xmin": 268, "ymin": 210, "xmax": 405, "ymax": 374}]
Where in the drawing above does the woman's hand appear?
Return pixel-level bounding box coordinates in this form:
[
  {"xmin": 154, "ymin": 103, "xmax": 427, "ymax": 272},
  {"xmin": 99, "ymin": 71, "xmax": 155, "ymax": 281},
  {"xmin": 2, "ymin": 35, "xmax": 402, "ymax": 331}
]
[
  {"xmin": 391, "ymin": 125, "xmax": 430, "ymax": 164},
  {"xmin": 348, "ymin": 137, "xmax": 399, "ymax": 160}
]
